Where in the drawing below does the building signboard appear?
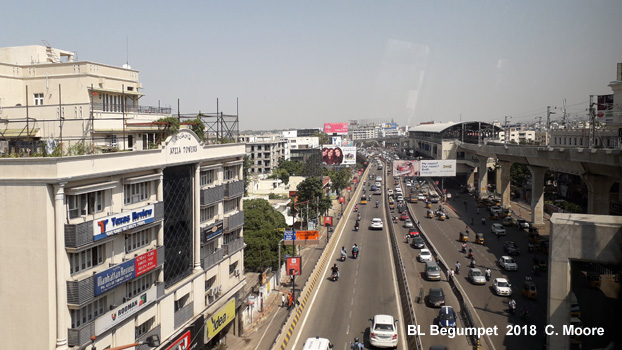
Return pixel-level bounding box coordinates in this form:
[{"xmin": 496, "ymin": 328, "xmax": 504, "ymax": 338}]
[
  {"xmin": 94, "ymin": 260, "xmax": 136, "ymax": 296},
  {"xmin": 286, "ymin": 256, "xmax": 302, "ymax": 275},
  {"xmin": 420, "ymin": 160, "xmax": 457, "ymax": 177},
  {"xmin": 205, "ymin": 298, "xmax": 236, "ymax": 343},
  {"xmin": 94, "ymin": 286, "xmax": 157, "ymax": 335},
  {"xmin": 321, "ymin": 145, "xmax": 356, "ymax": 165},
  {"xmin": 383, "ymin": 122, "xmax": 398, "ymax": 130},
  {"xmin": 392, "ymin": 160, "xmax": 420, "ymax": 177},
  {"xmin": 203, "ymin": 222, "xmax": 224, "ymax": 242},
  {"xmin": 135, "ymin": 250, "xmax": 158, "ymax": 277},
  {"xmin": 93, "ymin": 204, "xmax": 155, "ymax": 241},
  {"xmin": 164, "ymin": 315, "xmax": 204, "ymax": 350},
  {"xmin": 324, "ymin": 122, "xmax": 349, "ymax": 135}
]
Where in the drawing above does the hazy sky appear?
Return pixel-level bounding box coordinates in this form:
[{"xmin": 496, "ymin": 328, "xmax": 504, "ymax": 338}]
[{"xmin": 5, "ymin": 0, "xmax": 621, "ymax": 130}]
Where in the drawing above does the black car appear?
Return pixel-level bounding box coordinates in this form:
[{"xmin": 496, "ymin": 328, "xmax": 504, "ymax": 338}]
[
  {"xmin": 428, "ymin": 288, "xmax": 445, "ymax": 307},
  {"xmin": 516, "ymin": 218, "xmax": 529, "ymax": 230},
  {"xmin": 411, "ymin": 236, "xmax": 425, "ymax": 249},
  {"xmin": 503, "ymin": 241, "xmax": 521, "ymax": 255}
]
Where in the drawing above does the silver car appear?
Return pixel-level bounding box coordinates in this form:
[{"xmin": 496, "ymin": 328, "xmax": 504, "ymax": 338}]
[
  {"xmin": 491, "ymin": 223, "xmax": 506, "ymax": 236},
  {"xmin": 468, "ymin": 268, "xmax": 486, "ymax": 284}
]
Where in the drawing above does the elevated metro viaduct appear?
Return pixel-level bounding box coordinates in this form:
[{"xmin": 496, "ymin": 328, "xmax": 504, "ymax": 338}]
[{"xmin": 360, "ymin": 121, "xmax": 622, "ymax": 224}]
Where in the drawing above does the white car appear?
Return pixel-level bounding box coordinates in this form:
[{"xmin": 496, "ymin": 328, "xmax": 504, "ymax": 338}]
[
  {"xmin": 493, "ymin": 278, "xmax": 513, "ymax": 296},
  {"xmin": 406, "ymin": 182, "xmax": 412, "ymax": 187},
  {"xmin": 468, "ymin": 268, "xmax": 486, "ymax": 285},
  {"xmin": 369, "ymin": 314, "xmax": 398, "ymax": 348},
  {"xmin": 491, "ymin": 223, "xmax": 506, "ymax": 236},
  {"xmin": 370, "ymin": 218, "xmax": 384, "ymax": 230},
  {"xmin": 498, "ymin": 256, "xmax": 518, "ymax": 271},
  {"xmin": 404, "ymin": 219, "xmax": 413, "ymax": 228},
  {"xmin": 397, "ymin": 195, "xmax": 404, "ymax": 202},
  {"xmin": 417, "ymin": 194, "xmax": 426, "ymax": 201},
  {"xmin": 387, "ymin": 189, "xmax": 394, "ymax": 196},
  {"xmin": 490, "ymin": 205, "xmax": 502, "ymax": 214},
  {"xmin": 375, "ymin": 182, "xmax": 381, "ymax": 187},
  {"xmin": 418, "ymin": 249, "xmax": 432, "ymax": 262}
]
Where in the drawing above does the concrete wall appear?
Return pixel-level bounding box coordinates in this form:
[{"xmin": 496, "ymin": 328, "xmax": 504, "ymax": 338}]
[{"xmin": 548, "ymin": 213, "xmax": 622, "ymax": 350}]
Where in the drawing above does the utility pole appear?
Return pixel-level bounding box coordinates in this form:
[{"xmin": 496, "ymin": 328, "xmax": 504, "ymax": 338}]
[
  {"xmin": 589, "ymin": 95, "xmax": 596, "ymax": 148},
  {"xmin": 504, "ymin": 116, "xmax": 511, "ymax": 145},
  {"xmin": 546, "ymin": 106, "xmax": 556, "ymax": 146}
]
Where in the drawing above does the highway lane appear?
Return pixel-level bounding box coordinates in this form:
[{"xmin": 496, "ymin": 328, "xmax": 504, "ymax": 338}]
[
  {"xmin": 388, "ymin": 176, "xmax": 472, "ymax": 350},
  {"xmin": 406, "ymin": 184, "xmax": 549, "ymax": 350},
  {"xmin": 287, "ymin": 174, "xmax": 406, "ymax": 350}
]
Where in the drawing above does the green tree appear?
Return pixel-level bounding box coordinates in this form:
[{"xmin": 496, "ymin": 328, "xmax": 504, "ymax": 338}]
[
  {"xmin": 510, "ymin": 163, "xmax": 530, "ymax": 187},
  {"xmin": 184, "ymin": 116, "xmax": 206, "ymax": 141},
  {"xmin": 295, "ymin": 177, "xmax": 332, "ymax": 223},
  {"xmin": 313, "ymin": 131, "xmax": 331, "ymax": 145},
  {"xmin": 277, "ymin": 159, "xmax": 304, "ymax": 177},
  {"xmin": 269, "ymin": 168, "xmax": 290, "ymax": 185},
  {"xmin": 243, "ymin": 155, "xmax": 253, "ymax": 196},
  {"xmin": 156, "ymin": 116, "xmax": 180, "ymax": 141},
  {"xmin": 243, "ymin": 199, "xmax": 290, "ymax": 271}
]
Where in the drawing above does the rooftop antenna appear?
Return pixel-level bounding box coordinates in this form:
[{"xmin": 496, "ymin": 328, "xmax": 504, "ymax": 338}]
[{"xmin": 122, "ymin": 35, "xmax": 131, "ymax": 69}]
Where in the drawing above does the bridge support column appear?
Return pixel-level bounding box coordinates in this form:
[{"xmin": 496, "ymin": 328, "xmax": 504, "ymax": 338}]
[
  {"xmin": 477, "ymin": 156, "xmax": 490, "ymax": 198},
  {"xmin": 497, "ymin": 161, "xmax": 513, "ymax": 209},
  {"xmin": 528, "ymin": 165, "xmax": 547, "ymax": 225},
  {"xmin": 581, "ymin": 174, "xmax": 616, "ymax": 215},
  {"xmin": 466, "ymin": 168, "xmax": 476, "ymax": 191}
]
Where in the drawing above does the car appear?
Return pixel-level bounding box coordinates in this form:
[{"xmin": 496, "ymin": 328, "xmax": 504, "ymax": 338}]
[
  {"xmin": 468, "ymin": 268, "xmax": 486, "ymax": 285},
  {"xmin": 411, "ymin": 236, "xmax": 425, "ymax": 249},
  {"xmin": 490, "ymin": 205, "xmax": 502, "ymax": 214},
  {"xmin": 369, "ymin": 314, "xmax": 398, "ymax": 348},
  {"xmin": 397, "ymin": 195, "xmax": 404, "ymax": 202},
  {"xmin": 418, "ymin": 249, "xmax": 432, "ymax": 262},
  {"xmin": 429, "ymin": 346, "xmax": 449, "ymax": 350},
  {"xmin": 428, "ymin": 288, "xmax": 445, "ymax": 307},
  {"xmin": 387, "ymin": 189, "xmax": 394, "ymax": 196},
  {"xmin": 438, "ymin": 306, "xmax": 457, "ymax": 327},
  {"xmin": 493, "ymin": 277, "xmax": 513, "ymax": 296},
  {"xmin": 375, "ymin": 189, "xmax": 382, "ymax": 195},
  {"xmin": 430, "ymin": 195, "xmax": 440, "ymax": 203},
  {"xmin": 516, "ymin": 218, "xmax": 530, "ymax": 230},
  {"xmin": 406, "ymin": 182, "xmax": 412, "ymax": 187},
  {"xmin": 498, "ymin": 256, "xmax": 518, "ymax": 271},
  {"xmin": 503, "ymin": 241, "xmax": 521, "ymax": 255},
  {"xmin": 400, "ymin": 212, "xmax": 409, "ymax": 220},
  {"xmin": 491, "ymin": 223, "xmax": 506, "ymax": 236},
  {"xmin": 502, "ymin": 216, "xmax": 514, "ymax": 226},
  {"xmin": 371, "ymin": 185, "xmax": 377, "ymax": 191},
  {"xmin": 425, "ymin": 261, "xmax": 442, "ymax": 280},
  {"xmin": 375, "ymin": 182, "xmax": 381, "ymax": 187},
  {"xmin": 403, "ymin": 219, "xmax": 414, "ymax": 229},
  {"xmin": 302, "ymin": 337, "xmax": 334, "ymax": 350},
  {"xmin": 418, "ymin": 194, "xmax": 426, "ymax": 201},
  {"xmin": 369, "ymin": 218, "xmax": 384, "ymax": 230}
]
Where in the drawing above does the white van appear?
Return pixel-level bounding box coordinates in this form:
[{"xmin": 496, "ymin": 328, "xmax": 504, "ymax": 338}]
[{"xmin": 302, "ymin": 337, "xmax": 334, "ymax": 350}]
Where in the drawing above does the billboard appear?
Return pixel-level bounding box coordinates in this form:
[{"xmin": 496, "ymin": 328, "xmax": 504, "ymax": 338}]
[
  {"xmin": 393, "ymin": 160, "xmax": 421, "ymax": 177},
  {"xmin": 382, "ymin": 122, "xmax": 398, "ymax": 130},
  {"xmin": 321, "ymin": 145, "xmax": 356, "ymax": 165},
  {"xmin": 324, "ymin": 122, "xmax": 349, "ymax": 135},
  {"xmin": 420, "ymin": 160, "xmax": 457, "ymax": 177}
]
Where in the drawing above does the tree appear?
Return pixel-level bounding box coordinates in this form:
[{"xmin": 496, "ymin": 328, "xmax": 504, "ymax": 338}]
[
  {"xmin": 313, "ymin": 131, "xmax": 331, "ymax": 145},
  {"xmin": 269, "ymin": 168, "xmax": 290, "ymax": 185},
  {"xmin": 510, "ymin": 163, "xmax": 530, "ymax": 188},
  {"xmin": 295, "ymin": 177, "xmax": 332, "ymax": 223},
  {"xmin": 243, "ymin": 199, "xmax": 290, "ymax": 271},
  {"xmin": 184, "ymin": 116, "xmax": 206, "ymax": 141},
  {"xmin": 277, "ymin": 159, "xmax": 304, "ymax": 177},
  {"xmin": 243, "ymin": 155, "xmax": 253, "ymax": 196},
  {"xmin": 156, "ymin": 116, "xmax": 180, "ymax": 142}
]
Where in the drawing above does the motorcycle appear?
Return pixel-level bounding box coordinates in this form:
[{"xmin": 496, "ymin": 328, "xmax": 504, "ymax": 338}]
[
  {"xmin": 468, "ymin": 251, "xmax": 474, "ymax": 259},
  {"xmin": 485, "ymin": 270, "xmax": 491, "ymax": 281},
  {"xmin": 509, "ymin": 301, "xmax": 516, "ymax": 314},
  {"xmin": 354, "ymin": 205, "xmax": 358, "ymax": 212},
  {"xmin": 354, "ymin": 224, "xmax": 359, "ymax": 232},
  {"xmin": 332, "ymin": 271, "xmax": 339, "ymax": 281},
  {"xmin": 340, "ymin": 253, "xmax": 346, "ymax": 262},
  {"xmin": 521, "ymin": 309, "xmax": 530, "ymax": 323},
  {"xmin": 375, "ymin": 201, "xmax": 379, "ymax": 208},
  {"xmin": 470, "ymin": 259, "xmax": 476, "ymax": 268},
  {"xmin": 353, "ymin": 250, "xmax": 359, "ymax": 259},
  {"xmin": 461, "ymin": 245, "xmax": 467, "ymax": 254},
  {"xmin": 356, "ymin": 214, "xmax": 361, "ymax": 222}
]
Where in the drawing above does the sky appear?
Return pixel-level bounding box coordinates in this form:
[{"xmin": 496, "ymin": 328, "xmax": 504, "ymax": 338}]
[{"xmin": 4, "ymin": 0, "xmax": 621, "ymax": 131}]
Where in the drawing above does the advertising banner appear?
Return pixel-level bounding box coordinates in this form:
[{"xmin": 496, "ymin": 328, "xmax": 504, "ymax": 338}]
[
  {"xmin": 420, "ymin": 160, "xmax": 457, "ymax": 177},
  {"xmin": 202, "ymin": 222, "xmax": 224, "ymax": 242},
  {"xmin": 95, "ymin": 260, "xmax": 136, "ymax": 296},
  {"xmin": 324, "ymin": 122, "xmax": 348, "ymax": 135},
  {"xmin": 93, "ymin": 204, "xmax": 155, "ymax": 241},
  {"xmin": 165, "ymin": 315, "xmax": 204, "ymax": 350},
  {"xmin": 296, "ymin": 230, "xmax": 319, "ymax": 240},
  {"xmin": 205, "ymin": 299, "xmax": 236, "ymax": 343},
  {"xmin": 95, "ymin": 287, "xmax": 157, "ymax": 335},
  {"xmin": 393, "ymin": 160, "xmax": 421, "ymax": 177},
  {"xmin": 324, "ymin": 216, "xmax": 333, "ymax": 226},
  {"xmin": 321, "ymin": 145, "xmax": 356, "ymax": 165},
  {"xmin": 382, "ymin": 122, "xmax": 398, "ymax": 130},
  {"xmin": 331, "ymin": 136, "xmax": 342, "ymax": 146},
  {"xmin": 286, "ymin": 256, "xmax": 302, "ymax": 276},
  {"xmin": 135, "ymin": 250, "xmax": 158, "ymax": 277}
]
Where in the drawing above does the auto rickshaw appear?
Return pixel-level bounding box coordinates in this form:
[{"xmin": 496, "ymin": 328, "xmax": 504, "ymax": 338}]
[
  {"xmin": 475, "ymin": 233, "xmax": 485, "ymax": 244},
  {"xmin": 477, "ymin": 200, "xmax": 486, "ymax": 208},
  {"xmin": 425, "ymin": 202, "xmax": 432, "ymax": 209},
  {"xmin": 522, "ymin": 278, "xmax": 537, "ymax": 299},
  {"xmin": 533, "ymin": 257, "xmax": 547, "ymax": 272},
  {"xmin": 389, "ymin": 202, "xmax": 395, "ymax": 210},
  {"xmin": 502, "ymin": 208, "xmax": 512, "ymax": 218},
  {"xmin": 437, "ymin": 211, "xmax": 446, "ymax": 221},
  {"xmin": 489, "ymin": 213, "xmax": 499, "ymax": 220},
  {"xmin": 426, "ymin": 209, "xmax": 434, "ymax": 218},
  {"xmin": 459, "ymin": 231, "xmax": 469, "ymax": 242},
  {"xmin": 361, "ymin": 194, "xmax": 367, "ymax": 204},
  {"xmin": 587, "ymin": 272, "xmax": 602, "ymax": 288},
  {"xmin": 502, "ymin": 216, "xmax": 514, "ymax": 226}
]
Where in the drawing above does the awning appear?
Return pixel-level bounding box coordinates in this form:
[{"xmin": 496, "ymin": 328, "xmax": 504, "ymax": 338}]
[
  {"xmin": 0, "ymin": 128, "xmax": 41, "ymax": 139},
  {"xmin": 65, "ymin": 181, "xmax": 117, "ymax": 195},
  {"xmin": 89, "ymin": 86, "xmax": 144, "ymax": 96},
  {"xmin": 123, "ymin": 173, "xmax": 161, "ymax": 185}
]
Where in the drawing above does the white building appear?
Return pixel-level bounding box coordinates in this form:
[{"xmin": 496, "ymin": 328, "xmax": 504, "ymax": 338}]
[
  {"xmin": 498, "ymin": 127, "xmax": 535, "ymax": 144},
  {"xmin": 240, "ymin": 134, "xmax": 290, "ymax": 175}
]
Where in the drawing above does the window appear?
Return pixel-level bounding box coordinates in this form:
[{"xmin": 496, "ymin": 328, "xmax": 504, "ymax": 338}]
[
  {"xmin": 124, "ymin": 182, "xmax": 151, "ymax": 205},
  {"xmin": 174, "ymin": 293, "xmax": 189, "ymax": 312},
  {"xmin": 34, "ymin": 93, "xmax": 44, "ymax": 105},
  {"xmin": 69, "ymin": 245, "xmax": 105, "ymax": 274},
  {"xmin": 200, "ymin": 205, "xmax": 216, "ymax": 223},
  {"xmin": 135, "ymin": 317, "xmax": 155, "ymax": 339},
  {"xmin": 200, "ymin": 170, "xmax": 215, "ymax": 186},
  {"xmin": 125, "ymin": 227, "xmax": 152, "ymax": 253},
  {"xmin": 224, "ymin": 166, "xmax": 238, "ymax": 180},
  {"xmin": 67, "ymin": 191, "xmax": 104, "ymax": 219},
  {"xmin": 70, "ymin": 296, "xmax": 107, "ymax": 328},
  {"xmin": 205, "ymin": 276, "xmax": 216, "ymax": 292},
  {"xmin": 229, "ymin": 261, "xmax": 239, "ymax": 275},
  {"xmin": 126, "ymin": 272, "xmax": 154, "ymax": 299},
  {"xmin": 224, "ymin": 199, "xmax": 238, "ymax": 213}
]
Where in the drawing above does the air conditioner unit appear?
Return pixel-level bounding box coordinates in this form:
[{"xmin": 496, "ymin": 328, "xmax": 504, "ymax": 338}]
[
  {"xmin": 234, "ymin": 269, "xmax": 240, "ymax": 277},
  {"xmin": 207, "ymin": 289, "xmax": 214, "ymax": 297},
  {"xmin": 216, "ymin": 285, "xmax": 222, "ymax": 295}
]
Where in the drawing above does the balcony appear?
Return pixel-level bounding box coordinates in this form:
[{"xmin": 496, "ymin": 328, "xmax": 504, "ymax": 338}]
[
  {"xmin": 224, "ymin": 239, "xmax": 246, "ymax": 256},
  {"xmin": 201, "ymin": 248, "xmax": 225, "ymax": 271},
  {"xmin": 201, "ymin": 184, "xmax": 224, "ymax": 206},
  {"xmin": 65, "ymin": 202, "xmax": 164, "ymax": 248},
  {"xmin": 174, "ymin": 301, "xmax": 194, "ymax": 329},
  {"xmin": 224, "ymin": 180, "xmax": 244, "ymax": 199},
  {"xmin": 91, "ymin": 103, "xmax": 172, "ymax": 115},
  {"xmin": 67, "ymin": 246, "xmax": 165, "ymax": 306},
  {"xmin": 68, "ymin": 321, "xmax": 95, "ymax": 347},
  {"xmin": 224, "ymin": 211, "xmax": 244, "ymax": 232}
]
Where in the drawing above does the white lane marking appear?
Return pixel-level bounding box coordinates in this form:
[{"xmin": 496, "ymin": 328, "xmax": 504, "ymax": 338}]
[
  {"xmin": 346, "ymin": 324, "xmax": 350, "ymax": 335},
  {"xmin": 354, "ymin": 278, "xmax": 357, "ymax": 285},
  {"xmin": 351, "ymin": 297, "xmax": 354, "ymax": 305},
  {"xmin": 349, "ymin": 310, "xmax": 352, "ymax": 319}
]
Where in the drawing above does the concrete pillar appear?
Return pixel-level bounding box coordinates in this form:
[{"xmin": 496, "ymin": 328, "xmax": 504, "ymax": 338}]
[
  {"xmin": 54, "ymin": 183, "xmax": 68, "ymax": 349},
  {"xmin": 466, "ymin": 168, "xmax": 476, "ymax": 190},
  {"xmin": 194, "ymin": 164, "xmax": 202, "ymax": 270},
  {"xmin": 498, "ymin": 161, "xmax": 513, "ymax": 208},
  {"xmin": 582, "ymin": 174, "xmax": 617, "ymax": 215},
  {"xmin": 477, "ymin": 156, "xmax": 490, "ymax": 198},
  {"xmin": 528, "ymin": 165, "xmax": 547, "ymax": 225},
  {"xmin": 157, "ymin": 170, "xmax": 164, "ymax": 283}
]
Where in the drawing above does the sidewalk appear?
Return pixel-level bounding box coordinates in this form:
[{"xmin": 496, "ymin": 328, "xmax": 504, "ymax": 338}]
[{"xmin": 225, "ymin": 198, "xmax": 344, "ymax": 350}]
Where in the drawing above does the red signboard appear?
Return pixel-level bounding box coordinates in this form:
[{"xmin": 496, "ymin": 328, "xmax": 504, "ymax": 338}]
[
  {"xmin": 165, "ymin": 330, "xmax": 191, "ymax": 350},
  {"xmin": 347, "ymin": 186, "xmax": 351, "ymax": 192},
  {"xmin": 324, "ymin": 216, "xmax": 333, "ymax": 226},
  {"xmin": 286, "ymin": 256, "xmax": 302, "ymax": 276},
  {"xmin": 339, "ymin": 196, "xmax": 345, "ymax": 204},
  {"xmin": 323, "ymin": 122, "xmax": 349, "ymax": 134},
  {"xmin": 135, "ymin": 250, "xmax": 157, "ymax": 277},
  {"xmin": 353, "ymin": 177, "xmax": 358, "ymax": 183}
]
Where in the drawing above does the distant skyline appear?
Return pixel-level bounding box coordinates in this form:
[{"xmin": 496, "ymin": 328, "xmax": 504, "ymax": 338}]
[{"xmin": 4, "ymin": 0, "xmax": 621, "ymax": 131}]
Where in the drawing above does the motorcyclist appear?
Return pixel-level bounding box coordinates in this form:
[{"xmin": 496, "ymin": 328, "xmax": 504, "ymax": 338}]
[
  {"xmin": 461, "ymin": 243, "xmax": 467, "ymax": 253},
  {"xmin": 341, "ymin": 246, "xmax": 347, "ymax": 258},
  {"xmin": 508, "ymin": 298, "xmax": 517, "ymax": 313},
  {"xmin": 376, "ymin": 200, "xmax": 379, "ymax": 208},
  {"xmin": 357, "ymin": 214, "xmax": 361, "ymax": 222},
  {"xmin": 521, "ymin": 305, "xmax": 529, "ymax": 319},
  {"xmin": 455, "ymin": 261, "xmax": 461, "ymax": 274},
  {"xmin": 468, "ymin": 248, "xmax": 474, "ymax": 259},
  {"xmin": 470, "ymin": 258, "xmax": 476, "ymax": 268},
  {"xmin": 331, "ymin": 263, "xmax": 340, "ymax": 279},
  {"xmin": 354, "ymin": 221, "xmax": 359, "ymax": 231},
  {"xmin": 352, "ymin": 244, "xmax": 360, "ymax": 257},
  {"xmin": 481, "ymin": 217, "xmax": 486, "ymax": 225},
  {"xmin": 485, "ymin": 267, "xmax": 491, "ymax": 280},
  {"xmin": 350, "ymin": 337, "xmax": 364, "ymax": 350}
]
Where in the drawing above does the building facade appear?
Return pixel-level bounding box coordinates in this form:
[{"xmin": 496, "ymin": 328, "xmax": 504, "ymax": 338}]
[
  {"xmin": 240, "ymin": 134, "xmax": 289, "ymax": 174},
  {"xmin": 0, "ymin": 45, "xmax": 172, "ymax": 154},
  {"xmin": 0, "ymin": 129, "xmax": 246, "ymax": 350}
]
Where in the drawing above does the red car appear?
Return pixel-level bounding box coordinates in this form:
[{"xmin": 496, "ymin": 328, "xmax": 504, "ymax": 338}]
[{"xmin": 400, "ymin": 212, "xmax": 409, "ymax": 221}]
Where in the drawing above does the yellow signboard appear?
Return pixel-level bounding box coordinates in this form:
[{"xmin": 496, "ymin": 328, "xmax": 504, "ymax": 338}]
[{"xmin": 205, "ymin": 298, "xmax": 235, "ymax": 342}]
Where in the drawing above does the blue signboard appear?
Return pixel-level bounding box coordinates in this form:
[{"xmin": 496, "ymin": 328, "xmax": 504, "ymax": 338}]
[
  {"xmin": 95, "ymin": 260, "xmax": 136, "ymax": 296},
  {"xmin": 284, "ymin": 230, "xmax": 295, "ymax": 240}
]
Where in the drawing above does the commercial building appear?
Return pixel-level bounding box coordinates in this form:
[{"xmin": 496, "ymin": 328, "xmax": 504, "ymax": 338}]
[
  {"xmin": 0, "ymin": 45, "xmax": 172, "ymax": 154},
  {"xmin": 240, "ymin": 134, "xmax": 289, "ymax": 175},
  {"xmin": 0, "ymin": 128, "xmax": 247, "ymax": 350}
]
